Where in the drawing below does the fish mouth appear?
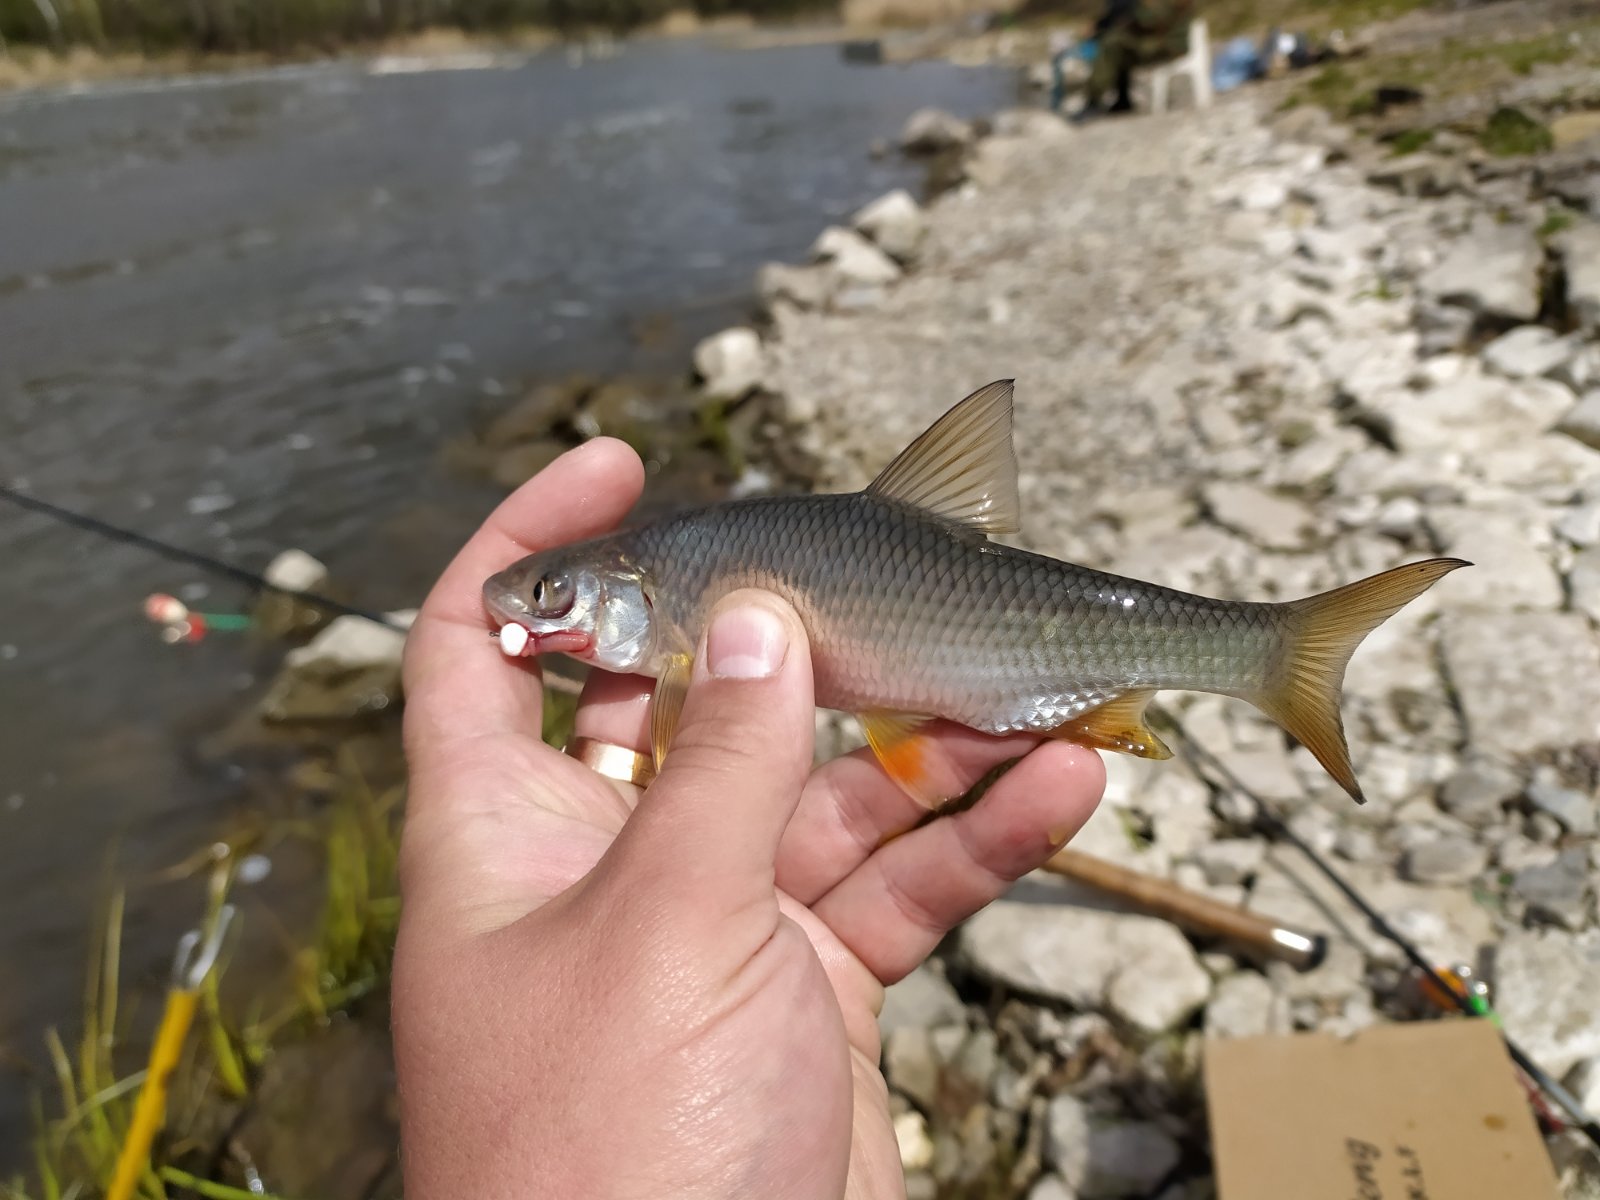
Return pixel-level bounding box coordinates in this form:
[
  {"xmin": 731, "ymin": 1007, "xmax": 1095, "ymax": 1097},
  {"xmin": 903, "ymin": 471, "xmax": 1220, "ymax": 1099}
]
[{"xmin": 485, "ymin": 594, "xmax": 592, "ymax": 659}]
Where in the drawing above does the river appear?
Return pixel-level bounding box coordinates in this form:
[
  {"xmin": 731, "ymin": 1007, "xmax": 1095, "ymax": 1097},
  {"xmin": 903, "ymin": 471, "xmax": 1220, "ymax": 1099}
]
[{"xmin": 0, "ymin": 36, "xmax": 1019, "ymax": 1160}]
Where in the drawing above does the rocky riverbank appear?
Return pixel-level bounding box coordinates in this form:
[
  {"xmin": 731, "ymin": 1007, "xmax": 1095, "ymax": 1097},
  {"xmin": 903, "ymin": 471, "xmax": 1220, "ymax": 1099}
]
[{"xmin": 686, "ymin": 41, "xmax": 1600, "ymax": 1200}]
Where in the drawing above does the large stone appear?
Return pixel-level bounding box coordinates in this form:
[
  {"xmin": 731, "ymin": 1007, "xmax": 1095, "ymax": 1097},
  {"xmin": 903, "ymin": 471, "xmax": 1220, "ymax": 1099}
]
[
  {"xmin": 757, "ymin": 262, "xmax": 835, "ymax": 313},
  {"xmin": 880, "ymin": 963, "xmax": 966, "ymax": 1038},
  {"xmin": 1424, "ymin": 509, "xmax": 1561, "ymax": 611},
  {"xmin": 1480, "ymin": 325, "xmax": 1578, "ymax": 380},
  {"xmin": 1557, "ymin": 390, "xmax": 1600, "ymax": 452},
  {"xmin": 263, "ymin": 548, "xmax": 329, "ymax": 594},
  {"xmin": 1204, "ymin": 971, "xmax": 1289, "ymax": 1040},
  {"xmin": 260, "ymin": 613, "xmax": 412, "ymax": 723},
  {"xmin": 1401, "ymin": 833, "xmax": 1489, "ymax": 885},
  {"xmin": 1527, "ymin": 773, "xmax": 1597, "ymax": 836},
  {"xmin": 958, "ymin": 895, "xmax": 1210, "ymax": 1034},
  {"xmin": 812, "ymin": 225, "xmax": 902, "ymax": 286},
  {"xmin": 1438, "ymin": 760, "xmax": 1521, "ymax": 825},
  {"xmin": 1512, "ymin": 849, "xmax": 1591, "ymax": 929},
  {"xmin": 1044, "ymin": 1095, "xmax": 1180, "ymax": 1199},
  {"xmin": 900, "ymin": 107, "xmax": 973, "ymax": 155},
  {"xmin": 1496, "ymin": 929, "xmax": 1600, "ymax": 1076},
  {"xmin": 851, "ymin": 189, "xmax": 927, "ymax": 264},
  {"xmin": 1367, "ymin": 153, "xmax": 1467, "ymax": 197},
  {"xmin": 1439, "ymin": 612, "xmax": 1600, "ymax": 759},
  {"xmin": 894, "ymin": 1111, "xmax": 936, "ymax": 1173},
  {"xmin": 1571, "ymin": 546, "xmax": 1600, "ymax": 624},
  {"xmin": 1418, "ymin": 220, "xmax": 1541, "ymax": 324},
  {"xmin": 1370, "ymin": 373, "xmax": 1572, "ymax": 459},
  {"xmin": 884, "ymin": 1028, "xmax": 940, "ymax": 1112},
  {"xmin": 1200, "ymin": 481, "xmax": 1317, "ymax": 551},
  {"xmin": 1557, "ymin": 221, "xmax": 1600, "ymax": 334},
  {"xmin": 692, "ymin": 326, "xmax": 765, "ymax": 402},
  {"xmin": 1552, "ymin": 112, "xmax": 1600, "ymax": 149}
]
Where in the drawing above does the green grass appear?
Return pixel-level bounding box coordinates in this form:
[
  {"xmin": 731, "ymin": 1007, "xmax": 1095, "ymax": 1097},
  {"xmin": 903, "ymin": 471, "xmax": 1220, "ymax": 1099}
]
[
  {"xmin": 1539, "ymin": 207, "xmax": 1579, "ymax": 240},
  {"xmin": 1479, "ymin": 106, "xmax": 1554, "ymax": 157},
  {"xmin": 1388, "ymin": 128, "xmax": 1433, "ymax": 156},
  {"xmin": 10, "ymin": 760, "xmax": 407, "ymax": 1200}
]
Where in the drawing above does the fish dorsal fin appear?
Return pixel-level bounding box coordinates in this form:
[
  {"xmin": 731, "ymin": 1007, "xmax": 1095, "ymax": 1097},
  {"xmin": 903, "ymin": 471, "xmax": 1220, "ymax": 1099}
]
[{"xmin": 866, "ymin": 380, "xmax": 1022, "ymax": 535}]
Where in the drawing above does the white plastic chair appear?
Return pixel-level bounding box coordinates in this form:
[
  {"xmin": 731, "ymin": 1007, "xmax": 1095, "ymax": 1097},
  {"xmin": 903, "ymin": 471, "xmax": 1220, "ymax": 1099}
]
[{"xmin": 1149, "ymin": 18, "xmax": 1214, "ymax": 114}]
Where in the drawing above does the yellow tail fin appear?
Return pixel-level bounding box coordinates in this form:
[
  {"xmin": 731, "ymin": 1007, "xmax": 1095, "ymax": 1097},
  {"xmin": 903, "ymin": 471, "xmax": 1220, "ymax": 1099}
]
[{"xmin": 1258, "ymin": 557, "xmax": 1468, "ymax": 804}]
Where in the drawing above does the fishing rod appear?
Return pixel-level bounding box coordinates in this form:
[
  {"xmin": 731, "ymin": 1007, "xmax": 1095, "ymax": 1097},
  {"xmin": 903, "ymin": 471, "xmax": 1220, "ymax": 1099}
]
[
  {"xmin": 1168, "ymin": 719, "xmax": 1600, "ymax": 1153},
  {"xmin": 0, "ymin": 483, "xmax": 405, "ymax": 630}
]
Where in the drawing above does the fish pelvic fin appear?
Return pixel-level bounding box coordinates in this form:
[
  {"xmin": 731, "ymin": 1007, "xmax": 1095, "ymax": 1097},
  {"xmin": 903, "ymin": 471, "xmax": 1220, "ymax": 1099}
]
[
  {"xmin": 859, "ymin": 710, "xmax": 947, "ymax": 808},
  {"xmin": 1050, "ymin": 690, "xmax": 1172, "ymax": 759},
  {"xmin": 650, "ymin": 653, "xmax": 694, "ymax": 771},
  {"xmin": 1261, "ymin": 557, "xmax": 1469, "ymax": 804},
  {"xmin": 866, "ymin": 380, "xmax": 1022, "ymax": 535}
]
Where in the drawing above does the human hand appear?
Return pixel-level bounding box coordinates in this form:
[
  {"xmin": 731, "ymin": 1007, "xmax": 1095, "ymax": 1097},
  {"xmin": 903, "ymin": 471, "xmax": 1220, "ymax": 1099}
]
[{"xmin": 392, "ymin": 438, "xmax": 1106, "ymax": 1200}]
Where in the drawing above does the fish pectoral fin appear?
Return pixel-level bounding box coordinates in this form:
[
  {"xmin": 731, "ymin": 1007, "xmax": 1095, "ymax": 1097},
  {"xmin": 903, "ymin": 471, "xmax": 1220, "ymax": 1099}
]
[
  {"xmin": 858, "ymin": 710, "xmax": 949, "ymax": 809},
  {"xmin": 865, "ymin": 380, "xmax": 1022, "ymax": 536},
  {"xmin": 1050, "ymin": 691, "xmax": 1173, "ymax": 760},
  {"xmin": 650, "ymin": 653, "xmax": 694, "ymax": 771}
]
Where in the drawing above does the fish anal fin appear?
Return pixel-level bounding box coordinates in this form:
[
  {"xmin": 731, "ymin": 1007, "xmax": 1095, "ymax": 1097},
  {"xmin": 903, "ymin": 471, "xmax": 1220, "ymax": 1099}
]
[
  {"xmin": 865, "ymin": 380, "xmax": 1021, "ymax": 535},
  {"xmin": 1050, "ymin": 691, "xmax": 1172, "ymax": 760},
  {"xmin": 650, "ymin": 653, "xmax": 694, "ymax": 771},
  {"xmin": 1258, "ymin": 556, "xmax": 1469, "ymax": 805},
  {"xmin": 859, "ymin": 710, "xmax": 948, "ymax": 809}
]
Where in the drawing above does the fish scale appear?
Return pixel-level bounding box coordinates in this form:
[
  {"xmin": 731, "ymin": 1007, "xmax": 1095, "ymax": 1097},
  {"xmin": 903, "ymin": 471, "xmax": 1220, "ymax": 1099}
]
[{"xmin": 484, "ymin": 380, "xmax": 1467, "ymax": 805}]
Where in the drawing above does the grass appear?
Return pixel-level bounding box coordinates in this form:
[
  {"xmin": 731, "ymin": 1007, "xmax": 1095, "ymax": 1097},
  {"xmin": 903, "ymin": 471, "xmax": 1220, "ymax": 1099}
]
[
  {"xmin": 1539, "ymin": 207, "xmax": 1579, "ymax": 240},
  {"xmin": 1292, "ymin": 18, "xmax": 1600, "ymax": 121},
  {"xmin": 1388, "ymin": 127, "xmax": 1433, "ymax": 156},
  {"xmin": 1479, "ymin": 105, "xmax": 1554, "ymax": 157},
  {"xmin": 7, "ymin": 756, "xmax": 406, "ymax": 1200}
]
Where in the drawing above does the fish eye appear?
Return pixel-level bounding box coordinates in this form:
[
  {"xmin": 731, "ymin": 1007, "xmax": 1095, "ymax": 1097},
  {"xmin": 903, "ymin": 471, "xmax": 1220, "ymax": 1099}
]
[{"xmin": 529, "ymin": 572, "xmax": 574, "ymax": 616}]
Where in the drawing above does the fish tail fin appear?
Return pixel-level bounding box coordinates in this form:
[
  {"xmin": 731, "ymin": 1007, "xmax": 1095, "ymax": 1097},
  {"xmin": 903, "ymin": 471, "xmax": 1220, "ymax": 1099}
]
[{"xmin": 1255, "ymin": 558, "xmax": 1468, "ymax": 804}]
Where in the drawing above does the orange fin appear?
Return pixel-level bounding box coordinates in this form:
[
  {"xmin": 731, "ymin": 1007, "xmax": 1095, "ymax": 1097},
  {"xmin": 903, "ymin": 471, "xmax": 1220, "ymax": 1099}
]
[
  {"xmin": 1051, "ymin": 691, "xmax": 1172, "ymax": 759},
  {"xmin": 649, "ymin": 653, "xmax": 693, "ymax": 771},
  {"xmin": 859, "ymin": 710, "xmax": 947, "ymax": 808},
  {"xmin": 1260, "ymin": 557, "xmax": 1469, "ymax": 804},
  {"xmin": 865, "ymin": 380, "xmax": 1021, "ymax": 535}
]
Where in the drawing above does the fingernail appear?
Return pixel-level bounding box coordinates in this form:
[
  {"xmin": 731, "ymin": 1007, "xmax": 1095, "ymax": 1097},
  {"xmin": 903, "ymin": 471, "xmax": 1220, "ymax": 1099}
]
[{"xmin": 707, "ymin": 603, "xmax": 788, "ymax": 679}]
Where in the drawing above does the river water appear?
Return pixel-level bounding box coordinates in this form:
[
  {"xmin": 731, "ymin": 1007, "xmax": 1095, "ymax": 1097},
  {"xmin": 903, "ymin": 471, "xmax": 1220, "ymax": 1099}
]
[{"xmin": 0, "ymin": 35, "xmax": 1017, "ymax": 1159}]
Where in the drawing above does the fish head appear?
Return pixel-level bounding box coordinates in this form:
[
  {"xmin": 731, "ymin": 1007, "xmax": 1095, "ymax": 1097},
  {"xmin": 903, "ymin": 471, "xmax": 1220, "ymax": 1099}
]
[{"xmin": 482, "ymin": 542, "xmax": 654, "ymax": 672}]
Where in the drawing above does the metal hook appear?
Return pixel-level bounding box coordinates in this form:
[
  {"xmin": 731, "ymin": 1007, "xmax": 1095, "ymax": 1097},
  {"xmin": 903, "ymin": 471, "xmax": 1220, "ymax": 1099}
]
[{"xmin": 171, "ymin": 904, "xmax": 235, "ymax": 990}]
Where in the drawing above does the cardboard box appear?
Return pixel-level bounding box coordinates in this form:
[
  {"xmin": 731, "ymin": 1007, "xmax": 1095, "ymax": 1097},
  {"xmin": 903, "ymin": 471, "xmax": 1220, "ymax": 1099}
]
[{"xmin": 1206, "ymin": 1019, "xmax": 1560, "ymax": 1200}]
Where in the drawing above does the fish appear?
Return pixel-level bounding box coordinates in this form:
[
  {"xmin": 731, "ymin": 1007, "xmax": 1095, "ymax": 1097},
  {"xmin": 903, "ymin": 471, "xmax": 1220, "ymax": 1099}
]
[{"xmin": 483, "ymin": 380, "xmax": 1467, "ymax": 806}]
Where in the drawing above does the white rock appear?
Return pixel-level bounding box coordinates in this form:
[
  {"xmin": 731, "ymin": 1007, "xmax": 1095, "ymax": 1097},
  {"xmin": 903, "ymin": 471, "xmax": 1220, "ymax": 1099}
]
[
  {"xmin": 1556, "ymin": 389, "xmax": 1600, "ymax": 452},
  {"xmin": 263, "ymin": 548, "xmax": 329, "ymax": 594},
  {"xmin": 851, "ymin": 189, "xmax": 927, "ymax": 264},
  {"xmin": 1439, "ymin": 612, "xmax": 1600, "ymax": 758},
  {"xmin": 1481, "ymin": 326, "xmax": 1578, "ymax": 380},
  {"xmin": 1424, "ymin": 508, "xmax": 1561, "ymax": 611},
  {"xmin": 1401, "ymin": 833, "xmax": 1489, "ymax": 885},
  {"xmin": 1557, "ymin": 221, "xmax": 1600, "ymax": 333},
  {"xmin": 1194, "ymin": 839, "xmax": 1265, "ymax": 886},
  {"xmin": 1418, "ymin": 219, "xmax": 1541, "ymax": 323},
  {"xmin": 692, "ymin": 327, "xmax": 765, "ymax": 401},
  {"xmin": 1496, "ymin": 928, "xmax": 1600, "ymax": 1077},
  {"xmin": 900, "ymin": 107, "xmax": 972, "ymax": 154},
  {"xmin": 1570, "ymin": 545, "xmax": 1600, "ymax": 623},
  {"xmin": 1044, "ymin": 1096, "xmax": 1180, "ymax": 1199},
  {"xmin": 1563, "ymin": 1057, "xmax": 1600, "ymax": 1121},
  {"xmin": 1202, "ymin": 481, "xmax": 1317, "ymax": 550},
  {"xmin": 959, "ymin": 895, "xmax": 1210, "ymax": 1034},
  {"xmin": 757, "ymin": 262, "xmax": 834, "ymax": 313},
  {"xmin": 812, "ymin": 226, "xmax": 902, "ymax": 286},
  {"xmin": 1028, "ymin": 1176, "xmax": 1078, "ymax": 1200},
  {"xmin": 880, "ymin": 963, "xmax": 966, "ymax": 1038},
  {"xmin": 284, "ymin": 614, "xmax": 408, "ymax": 671},
  {"xmin": 894, "ymin": 1110, "xmax": 936, "ymax": 1172},
  {"xmin": 1204, "ymin": 971, "xmax": 1289, "ymax": 1040}
]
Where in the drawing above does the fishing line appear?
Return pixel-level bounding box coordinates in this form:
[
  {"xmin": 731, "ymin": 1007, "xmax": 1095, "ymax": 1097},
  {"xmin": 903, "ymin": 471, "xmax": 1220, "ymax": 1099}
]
[
  {"xmin": 0, "ymin": 483, "xmax": 405, "ymax": 630},
  {"xmin": 1168, "ymin": 719, "xmax": 1600, "ymax": 1153}
]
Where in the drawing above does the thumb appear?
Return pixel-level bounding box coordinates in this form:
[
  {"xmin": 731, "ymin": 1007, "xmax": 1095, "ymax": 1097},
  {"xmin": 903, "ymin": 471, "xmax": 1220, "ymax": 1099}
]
[{"xmin": 617, "ymin": 590, "xmax": 815, "ymax": 896}]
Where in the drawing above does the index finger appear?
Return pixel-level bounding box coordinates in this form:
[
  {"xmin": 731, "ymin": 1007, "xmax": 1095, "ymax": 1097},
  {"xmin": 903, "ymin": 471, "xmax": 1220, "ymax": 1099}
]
[{"xmin": 403, "ymin": 438, "xmax": 646, "ymax": 753}]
